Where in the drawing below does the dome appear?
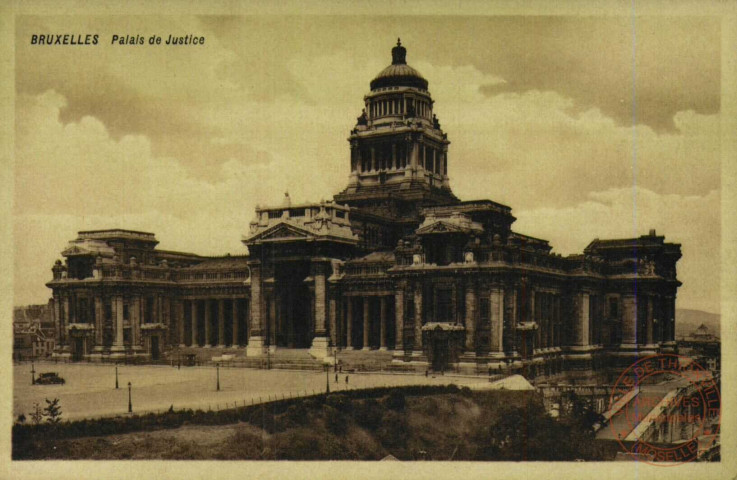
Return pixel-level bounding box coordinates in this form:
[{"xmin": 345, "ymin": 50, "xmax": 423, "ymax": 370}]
[{"xmin": 370, "ymin": 39, "xmax": 428, "ymax": 90}]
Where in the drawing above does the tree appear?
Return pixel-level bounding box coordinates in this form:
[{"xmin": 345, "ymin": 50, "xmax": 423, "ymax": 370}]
[
  {"xmin": 43, "ymin": 398, "xmax": 62, "ymax": 424},
  {"xmin": 29, "ymin": 403, "xmax": 43, "ymax": 425}
]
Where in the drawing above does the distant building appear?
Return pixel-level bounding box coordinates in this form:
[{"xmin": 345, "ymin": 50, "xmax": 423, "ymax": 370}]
[
  {"xmin": 46, "ymin": 41, "xmax": 681, "ymax": 377},
  {"xmin": 13, "ymin": 303, "xmax": 55, "ymax": 360},
  {"xmin": 681, "ymin": 323, "xmax": 720, "ymax": 371}
]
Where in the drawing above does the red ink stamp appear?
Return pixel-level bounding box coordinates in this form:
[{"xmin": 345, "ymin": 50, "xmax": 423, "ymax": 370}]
[{"xmin": 607, "ymin": 354, "xmax": 720, "ymax": 465}]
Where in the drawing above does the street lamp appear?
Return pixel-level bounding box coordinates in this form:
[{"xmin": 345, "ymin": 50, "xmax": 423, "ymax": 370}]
[
  {"xmin": 31, "ymin": 361, "xmax": 35, "ymax": 385},
  {"xmin": 115, "ymin": 364, "xmax": 119, "ymax": 389},
  {"xmin": 128, "ymin": 381, "xmax": 132, "ymax": 413},
  {"xmin": 325, "ymin": 364, "xmax": 330, "ymax": 394},
  {"xmin": 216, "ymin": 363, "xmax": 220, "ymax": 392}
]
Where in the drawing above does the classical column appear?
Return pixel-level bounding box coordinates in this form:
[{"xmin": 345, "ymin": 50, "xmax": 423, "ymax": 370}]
[
  {"xmin": 577, "ymin": 293, "xmax": 590, "ymax": 346},
  {"xmin": 131, "ymin": 296, "xmax": 141, "ymax": 350},
  {"xmin": 217, "ymin": 299, "xmax": 225, "ymax": 347},
  {"xmin": 379, "ymin": 296, "xmax": 387, "ymax": 350},
  {"xmin": 269, "ymin": 295, "xmax": 277, "ymax": 347},
  {"xmin": 94, "ymin": 296, "xmax": 103, "ymax": 348},
  {"xmin": 370, "ymin": 147, "xmax": 376, "ymax": 171},
  {"xmin": 178, "ymin": 300, "xmax": 185, "ymax": 347},
  {"xmin": 111, "ymin": 295, "xmax": 125, "ymax": 352},
  {"xmin": 621, "ymin": 294, "xmax": 637, "ymax": 346},
  {"xmin": 329, "ymin": 296, "xmax": 338, "ymax": 347},
  {"xmin": 309, "ymin": 262, "xmax": 330, "ymax": 357},
  {"xmin": 646, "ymin": 295, "xmax": 654, "ymax": 345},
  {"xmin": 362, "ymin": 297, "xmax": 370, "ymax": 350},
  {"xmin": 464, "ymin": 282, "xmax": 477, "ymax": 353},
  {"xmin": 191, "ymin": 300, "xmax": 198, "ymax": 347},
  {"xmin": 52, "ymin": 295, "xmax": 62, "ymax": 350},
  {"xmin": 394, "ymin": 289, "xmax": 404, "ymax": 352},
  {"xmin": 204, "ymin": 300, "xmax": 212, "ymax": 347},
  {"xmin": 232, "ymin": 298, "xmax": 239, "ymax": 347},
  {"xmin": 346, "ymin": 298, "xmax": 353, "ymax": 349},
  {"xmin": 504, "ymin": 287, "xmax": 517, "ymax": 355},
  {"xmin": 247, "ymin": 264, "xmax": 265, "ymax": 356},
  {"xmin": 490, "ymin": 287, "xmax": 504, "ymax": 355},
  {"xmin": 413, "ymin": 285, "xmax": 423, "ymax": 351}
]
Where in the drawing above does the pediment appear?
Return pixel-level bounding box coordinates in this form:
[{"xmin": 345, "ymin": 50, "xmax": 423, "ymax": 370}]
[
  {"xmin": 62, "ymin": 245, "xmax": 91, "ymax": 256},
  {"xmin": 416, "ymin": 221, "xmax": 464, "ymax": 235},
  {"xmin": 251, "ymin": 222, "xmax": 313, "ymax": 242}
]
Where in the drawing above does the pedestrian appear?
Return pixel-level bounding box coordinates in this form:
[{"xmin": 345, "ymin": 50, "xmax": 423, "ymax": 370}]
[
  {"xmin": 345, "ymin": 375, "xmax": 349, "ymax": 385},
  {"xmin": 335, "ymin": 373, "xmax": 338, "ymax": 383}
]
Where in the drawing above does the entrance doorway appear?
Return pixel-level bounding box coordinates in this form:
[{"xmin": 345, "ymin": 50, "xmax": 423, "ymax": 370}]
[
  {"xmin": 72, "ymin": 337, "xmax": 84, "ymax": 361},
  {"xmin": 274, "ymin": 261, "xmax": 312, "ymax": 348},
  {"xmin": 431, "ymin": 335, "xmax": 449, "ymax": 372},
  {"xmin": 150, "ymin": 336, "xmax": 160, "ymax": 360}
]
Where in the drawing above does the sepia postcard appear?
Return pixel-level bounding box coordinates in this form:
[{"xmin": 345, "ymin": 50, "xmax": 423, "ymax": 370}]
[{"xmin": 1, "ymin": 1, "xmax": 736, "ymax": 479}]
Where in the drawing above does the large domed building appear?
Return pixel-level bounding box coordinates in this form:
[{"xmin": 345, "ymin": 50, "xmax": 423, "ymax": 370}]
[{"xmin": 46, "ymin": 41, "xmax": 681, "ymax": 378}]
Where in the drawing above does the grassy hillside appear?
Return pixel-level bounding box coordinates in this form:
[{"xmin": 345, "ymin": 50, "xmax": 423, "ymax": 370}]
[
  {"xmin": 13, "ymin": 389, "xmax": 618, "ymax": 461},
  {"xmin": 676, "ymin": 308, "xmax": 720, "ymax": 338}
]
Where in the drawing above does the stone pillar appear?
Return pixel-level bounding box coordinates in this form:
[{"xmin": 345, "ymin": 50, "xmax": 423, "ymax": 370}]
[
  {"xmin": 379, "ymin": 296, "xmax": 387, "ymax": 350},
  {"xmin": 504, "ymin": 287, "xmax": 517, "ymax": 355},
  {"xmin": 94, "ymin": 296, "xmax": 103, "ymax": 348},
  {"xmin": 646, "ymin": 295, "xmax": 654, "ymax": 345},
  {"xmin": 394, "ymin": 289, "xmax": 404, "ymax": 352},
  {"xmin": 191, "ymin": 300, "xmax": 198, "ymax": 347},
  {"xmin": 621, "ymin": 294, "xmax": 637, "ymax": 346},
  {"xmin": 413, "ymin": 285, "xmax": 423, "ymax": 352},
  {"xmin": 577, "ymin": 293, "xmax": 590, "ymax": 346},
  {"xmin": 362, "ymin": 297, "xmax": 370, "ymax": 350},
  {"xmin": 309, "ymin": 263, "xmax": 330, "ymax": 358},
  {"xmin": 464, "ymin": 282, "xmax": 477, "ymax": 353},
  {"xmin": 204, "ymin": 299, "xmax": 212, "ymax": 347},
  {"xmin": 247, "ymin": 264, "xmax": 266, "ymax": 356},
  {"xmin": 269, "ymin": 295, "xmax": 277, "ymax": 348},
  {"xmin": 217, "ymin": 299, "xmax": 225, "ymax": 347},
  {"xmin": 132, "ymin": 296, "xmax": 141, "ymax": 351},
  {"xmin": 329, "ymin": 296, "xmax": 338, "ymax": 347},
  {"xmin": 178, "ymin": 300, "xmax": 185, "ymax": 347},
  {"xmin": 52, "ymin": 295, "xmax": 62, "ymax": 350},
  {"xmin": 232, "ymin": 298, "xmax": 240, "ymax": 347},
  {"xmin": 111, "ymin": 295, "xmax": 125, "ymax": 353},
  {"xmin": 346, "ymin": 298, "xmax": 353, "ymax": 349},
  {"xmin": 370, "ymin": 147, "xmax": 376, "ymax": 171},
  {"xmin": 490, "ymin": 287, "xmax": 504, "ymax": 355}
]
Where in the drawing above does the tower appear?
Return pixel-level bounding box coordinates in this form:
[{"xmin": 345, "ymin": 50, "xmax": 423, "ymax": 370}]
[{"xmin": 335, "ymin": 39, "xmax": 459, "ymax": 221}]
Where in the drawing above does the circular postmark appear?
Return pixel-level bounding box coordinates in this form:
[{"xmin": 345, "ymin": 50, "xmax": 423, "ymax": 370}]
[{"xmin": 607, "ymin": 354, "xmax": 720, "ymax": 465}]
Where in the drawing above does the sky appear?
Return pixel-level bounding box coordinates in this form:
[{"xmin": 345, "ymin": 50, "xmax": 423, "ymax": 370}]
[{"xmin": 13, "ymin": 15, "xmax": 721, "ymax": 313}]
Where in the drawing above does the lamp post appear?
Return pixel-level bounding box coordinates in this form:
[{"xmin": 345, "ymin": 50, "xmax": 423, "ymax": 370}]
[
  {"xmin": 127, "ymin": 381, "xmax": 132, "ymax": 413},
  {"xmin": 267, "ymin": 347, "xmax": 271, "ymax": 370},
  {"xmin": 115, "ymin": 364, "xmax": 119, "ymax": 389},
  {"xmin": 325, "ymin": 364, "xmax": 330, "ymax": 394},
  {"xmin": 31, "ymin": 361, "xmax": 35, "ymax": 385},
  {"xmin": 216, "ymin": 363, "xmax": 220, "ymax": 392}
]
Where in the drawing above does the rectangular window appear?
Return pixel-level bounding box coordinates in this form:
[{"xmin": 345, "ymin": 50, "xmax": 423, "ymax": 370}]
[
  {"xmin": 123, "ymin": 304, "xmax": 130, "ymax": 321},
  {"xmin": 480, "ymin": 297, "xmax": 490, "ymax": 322},
  {"xmin": 609, "ymin": 298, "xmax": 619, "ymax": 318}
]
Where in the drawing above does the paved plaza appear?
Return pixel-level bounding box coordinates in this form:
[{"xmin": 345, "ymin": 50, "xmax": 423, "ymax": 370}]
[{"xmin": 14, "ymin": 362, "xmax": 490, "ymax": 421}]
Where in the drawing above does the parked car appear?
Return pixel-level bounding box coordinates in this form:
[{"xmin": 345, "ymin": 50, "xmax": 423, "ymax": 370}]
[{"xmin": 35, "ymin": 372, "xmax": 65, "ymax": 385}]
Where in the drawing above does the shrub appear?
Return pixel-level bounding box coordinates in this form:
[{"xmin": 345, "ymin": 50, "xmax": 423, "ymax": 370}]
[
  {"xmin": 352, "ymin": 398, "xmax": 383, "ymax": 431},
  {"xmin": 323, "ymin": 405, "xmax": 348, "ymax": 436},
  {"xmin": 325, "ymin": 394, "xmax": 353, "ymax": 413},
  {"xmin": 376, "ymin": 410, "xmax": 408, "ymax": 449},
  {"xmin": 384, "ymin": 390, "xmax": 406, "ymax": 411}
]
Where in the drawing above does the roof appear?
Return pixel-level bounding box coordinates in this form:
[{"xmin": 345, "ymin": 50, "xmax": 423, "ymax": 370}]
[
  {"xmin": 370, "ymin": 40, "xmax": 428, "ymax": 90},
  {"xmin": 185, "ymin": 256, "xmax": 250, "ymax": 270},
  {"xmin": 352, "ymin": 251, "xmax": 395, "ymax": 263}
]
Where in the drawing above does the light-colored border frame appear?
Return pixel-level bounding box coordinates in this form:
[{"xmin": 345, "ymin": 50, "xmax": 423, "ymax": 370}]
[{"xmin": 1, "ymin": 1, "xmax": 735, "ymax": 479}]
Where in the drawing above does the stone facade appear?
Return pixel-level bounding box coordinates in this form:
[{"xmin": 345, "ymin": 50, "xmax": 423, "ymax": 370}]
[{"xmin": 47, "ymin": 41, "xmax": 681, "ymax": 376}]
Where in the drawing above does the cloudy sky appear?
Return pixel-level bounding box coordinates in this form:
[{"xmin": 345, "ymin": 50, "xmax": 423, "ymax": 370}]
[{"xmin": 14, "ymin": 15, "xmax": 721, "ymax": 313}]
